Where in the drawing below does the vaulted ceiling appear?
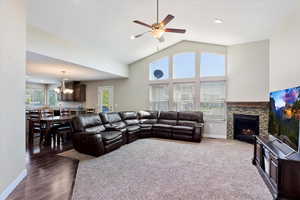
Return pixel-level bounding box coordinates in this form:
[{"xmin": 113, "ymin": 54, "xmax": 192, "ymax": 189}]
[{"xmin": 28, "ymin": 0, "xmax": 299, "ymax": 64}]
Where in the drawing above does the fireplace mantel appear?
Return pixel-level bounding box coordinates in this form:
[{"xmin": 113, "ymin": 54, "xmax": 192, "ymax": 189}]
[{"xmin": 226, "ymin": 101, "xmax": 269, "ymax": 108}]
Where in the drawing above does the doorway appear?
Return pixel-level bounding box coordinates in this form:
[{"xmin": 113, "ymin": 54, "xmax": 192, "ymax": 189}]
[{"xmin": 98, "ymin": 86, "xmax": 114, "ymax": 113}]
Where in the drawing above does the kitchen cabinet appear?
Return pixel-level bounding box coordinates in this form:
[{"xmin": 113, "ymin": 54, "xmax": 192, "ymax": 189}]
[{"xmin": 58, "ymin": 82, "xmax": 86, "ymax": 102}]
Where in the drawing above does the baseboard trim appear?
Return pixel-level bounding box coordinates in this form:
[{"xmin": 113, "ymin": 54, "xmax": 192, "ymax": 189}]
[
  {"xmin": 203, "ymin": 134, "xmax": 227, "ymax": 139},
  {"xmin": 0, "ymin": 169, "xmax": 27, "ymax": 200}
]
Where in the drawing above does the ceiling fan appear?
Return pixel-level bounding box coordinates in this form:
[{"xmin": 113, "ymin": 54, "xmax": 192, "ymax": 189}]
[{"xmin": 131, "ymin": 0, "xmax": 186, "ymax": 43}]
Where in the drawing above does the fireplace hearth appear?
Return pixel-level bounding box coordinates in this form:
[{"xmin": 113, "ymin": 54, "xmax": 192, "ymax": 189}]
[{"xmin": 234, "ymin": 114, "xmax": 259, "ymax": 143}]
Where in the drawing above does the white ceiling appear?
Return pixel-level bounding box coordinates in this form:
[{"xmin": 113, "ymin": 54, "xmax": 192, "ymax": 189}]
[
  {"xmin": 27, "ymin": 0, "xmax": 299, "ymax": 64},
  {"xmin": 26, "ymin": 52, "xmax": 121, "ymax": 84}
]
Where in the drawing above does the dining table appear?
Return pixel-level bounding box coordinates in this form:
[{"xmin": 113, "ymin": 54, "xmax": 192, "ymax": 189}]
[{"xmin": 40, "ymin": 115, "xmax": 76, "ymax": 145}]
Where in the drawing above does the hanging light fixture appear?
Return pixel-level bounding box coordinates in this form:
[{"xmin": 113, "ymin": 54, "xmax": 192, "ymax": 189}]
[{"xmin": 54, "ymin": 71, "xmax": 74, "ymax": 94}]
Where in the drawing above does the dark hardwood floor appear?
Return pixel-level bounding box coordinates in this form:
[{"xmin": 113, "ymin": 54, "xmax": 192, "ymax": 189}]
[{"xmin": 7, "ymin": 138, "xmax": 78, "ymax": 200}]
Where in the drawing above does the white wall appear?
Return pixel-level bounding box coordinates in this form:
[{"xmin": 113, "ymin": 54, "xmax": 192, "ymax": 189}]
[
  {"xmin": 27, "ymin": 25, "xmax": 129, "ymax": 78},
  {"xmin": 270, "ymin": 10, "xmax": 300, "ymax": 92},
  {"xmin": 85, "ymin": 40, "xmax": 227, "ymax": 111},
  {"xmin": 227, "ymin": 40, "xmax": 269, "ymax": 102},
  {"xmin": 0, "ymin": 0, "xmax": 26, "ymax": 197}
]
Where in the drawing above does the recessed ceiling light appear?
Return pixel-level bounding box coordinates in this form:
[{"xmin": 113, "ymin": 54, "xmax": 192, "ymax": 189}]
[
  {"xmin": 130, "ymin": 35, "xmax": 136, "ymax": 40},
  {"xmin": 214, "ymin": 18, "xmax": 224, "ymax": 24}
]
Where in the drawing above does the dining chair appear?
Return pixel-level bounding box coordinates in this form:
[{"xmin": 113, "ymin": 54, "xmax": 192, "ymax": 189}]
[
  {"xmin": 54, "ymin": 109, "xmax": 73, "ymax": 144},
  {"xmin": 28, "ymin": 110, "xmax": 43, "ymax": 144}
]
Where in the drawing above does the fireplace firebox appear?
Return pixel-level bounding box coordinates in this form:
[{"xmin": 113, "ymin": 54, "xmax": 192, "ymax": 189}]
[{"xmin": 234, "ymin": 114, "xmax": 259, "ymax": 143}]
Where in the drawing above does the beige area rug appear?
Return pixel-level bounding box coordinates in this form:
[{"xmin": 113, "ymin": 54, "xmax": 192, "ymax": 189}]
[
  {"xmin": 72, "ymin": 138, "xmax": 272, "ymax": 200},
  {"xmin": 58, "ymin": 149, "xmax": 95, "ymax": 161}
]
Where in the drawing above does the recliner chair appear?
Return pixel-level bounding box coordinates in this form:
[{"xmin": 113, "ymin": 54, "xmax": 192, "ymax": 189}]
[
  {"xmin": 152, "ymin": 111, "xmax": 177, "ymax": 138},
  {"xmin": 138, "ymin": 110, "xmax": 158, "ymax": 138},
  {"xmin": 72, "ymin": 114, "xmax": 123, "ymax": 156},
  {"xmin": 120, "ymin": 111, "xmax": 140, "ymax": 143},
  {"xmin": 173, "ymin": 111, "xmax": 204, "ymax": 142},
  {"xmin": 100, "ymin": 112, "xmax": 128, "ymax": 144}
]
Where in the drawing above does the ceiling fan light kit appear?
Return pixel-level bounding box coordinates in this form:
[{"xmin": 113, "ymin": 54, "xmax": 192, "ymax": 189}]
[{"xmin": 132, "ymin": 0, "xmax": 186, "ymax": 42}]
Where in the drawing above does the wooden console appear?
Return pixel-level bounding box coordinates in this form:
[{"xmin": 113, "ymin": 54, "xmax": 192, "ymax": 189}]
[{"xmin": 253, "ymin": 135, "xmax": 300, "ymax": 200}]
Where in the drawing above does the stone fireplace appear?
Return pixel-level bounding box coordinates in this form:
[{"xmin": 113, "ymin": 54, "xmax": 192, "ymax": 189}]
[
  {"xmin": 227, "ymin": 102, "xmax": 269, "ymax": 140},
  {"xmin": 234, "ymin": 114, "xmax": 259, "ymax": 143}
]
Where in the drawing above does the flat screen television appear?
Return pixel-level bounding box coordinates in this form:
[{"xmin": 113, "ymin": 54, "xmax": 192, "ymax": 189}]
[{"xmin": 269, "ymin": 86, "xmax": 300, "ymax": 151}]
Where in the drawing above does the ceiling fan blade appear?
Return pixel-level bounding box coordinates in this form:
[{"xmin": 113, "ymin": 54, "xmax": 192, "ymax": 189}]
[
  {"xmin": 131, "ymin": 31, "xmax": 150, "ymax": 39},
  {"xmin": 165, "ymin": 28, "xmax": 186, "ymax": 33},
  {"xmin": 158, "ymin": 36, "xmax": 165, "ymax": 43},
  {"xmin": 133, "ymin": 20, "xmax": 153, "ymax": 28},
  {"xmin": 161, "ymin": 15, "xmax": 175, "ymax": 26}
]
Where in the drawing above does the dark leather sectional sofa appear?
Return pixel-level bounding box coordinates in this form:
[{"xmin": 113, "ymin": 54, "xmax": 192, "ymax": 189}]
[{"xmin": 72, "ymin": 111, "xmax": 204, "ymax": 157}]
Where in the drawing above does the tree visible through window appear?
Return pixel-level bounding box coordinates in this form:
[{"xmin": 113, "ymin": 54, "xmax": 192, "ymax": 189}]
[
  {"xmin": 48, "ymin": 89, "xmax": 59, "ymax": 107},
  {"xmin": 25, "ymin": 88, "xmax": 45, "ymax": 106}
]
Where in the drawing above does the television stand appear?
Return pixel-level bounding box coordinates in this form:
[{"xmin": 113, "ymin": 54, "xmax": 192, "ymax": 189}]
[{"xmin": 253, "ymin": 135, "xmax": 300, "ymax": 200}]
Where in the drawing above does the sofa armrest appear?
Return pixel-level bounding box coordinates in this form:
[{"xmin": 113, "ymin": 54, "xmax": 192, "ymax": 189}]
[
  {"xmin": 72, "ymin": 132, "xmax": 105, "ymax": 157},
  {"xmin": 195, "ymin": 123, "xmax": 204, "ymax": 128},
  {"xmin": 104, "ymin": 124, "xmax": 124, "ymax": 131},
  {"xmin": 193, "ymin": 123, "xmax": 204, "ymax": 142}
]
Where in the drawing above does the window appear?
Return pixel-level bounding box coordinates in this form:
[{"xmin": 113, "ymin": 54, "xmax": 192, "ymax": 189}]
[
  {"xmin": 25, "ymin": 87, "xmax": 45, "ymax": 106},
  {"xmin": 200, "ymin": 53, "xmax": 225, "ymax": 77},
  {"xmin": 200, "ymin": 81, "xmax": 226, "ymax": 120},
  {"xmin": 149, "ymin": 85, "xmax": 169, "ymax": 111},
  {"xmin": 147, "ymin": 50, "xmax": 227, "ymax": 120},
  {"xmin": 173, "ymin": 53, "xmax": 196, "ymax": 79},
  {"xmin": 149, "ymin": 57, "xmax": 169, "ymax": 80},
  {"xmin": 48, "ymin": 89, "xmax": 59, "ymax": 107},
  {"xmin": 173, "ymin": 83, "xmax": 195, "ymax": 111}
]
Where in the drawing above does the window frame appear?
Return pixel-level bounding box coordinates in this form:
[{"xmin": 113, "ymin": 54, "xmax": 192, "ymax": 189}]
[
  {"xmin": 199, "ymin": 79, "xmax": 227, "ymax": 122},
  {"xmin": 149, "ymin": 83, "xmax": 170, "ymax": 111},
  {"xmin": 25, "ymin": 85, "xmax": 46, "ymax": 107},
  {"xmin": 148, "ymin": 50, "xmax": 227, "ymax": 121}
]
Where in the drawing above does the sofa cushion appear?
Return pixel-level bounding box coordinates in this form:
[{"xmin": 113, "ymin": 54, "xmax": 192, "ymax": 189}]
[
  {"xmin": 100, "ymin": 112, "xmax": 122, "ymax": 123},
  {"xmin": 103, "ymin": 134, "xmax": 123, "ymax": 145},
  {"xmin": 177, "ymin": 120, "xmax": 197, "ymax": 127},
  {"xmin": 120, "ymin": 111, "xmax": 138, "ymax": 120},
  {"xmin": 138, "ymin": 110, "xmax": 158, "ymax": 119},
  {"xmin": 125, "ymin": 119, "xmax": 139, "ymax": 126},
  {"xmin": 173, "ymin": 125, "xmax": 194, "ymax": 135},
  {"xmin": 178, "ymin": 111, "xmax": 204, "ymax": 123},
  {"xmin": 140, "ymin": 119, "xmax": 157, "ymax": 124},
  {"xmin": 113, "ymin": 121, "xmax": 127, "ymax": 129},
  {"xmin": 158, "ymin": 111, "xmax": 178, "ymax": 125},
  {"xmin": 74, "ymin": 114, "xmax": 103, "ymax": 131},
  {"xmin": 173, "ymin": 125, "xmax": 194, "ymax": 131},
  {"xmin": 153, "ymin": 123, "xmax": 172, "ymax": 130},
  {"xmin": 159, "ymin": 119, "xmax": 177, "ymax": 125},
  {"xmin": 127, "ymin": 125, "xmax": 140, "ymax": 132},
  {"xmin": 159, "ymin": 111, "xmax": 178, "ymax": 120},
  {"xmin": 140, "ymin": 124, "xmax": 153, "ymax": 129},
  {"xmin": 101, "ymin": 131, "xmax": 122, "ymax": 141},
  {"xmin": 85, "ymin": 125, "xmax": 106, "ymax": 133}
]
